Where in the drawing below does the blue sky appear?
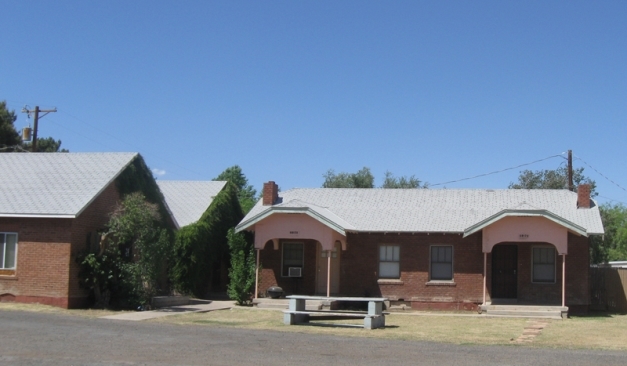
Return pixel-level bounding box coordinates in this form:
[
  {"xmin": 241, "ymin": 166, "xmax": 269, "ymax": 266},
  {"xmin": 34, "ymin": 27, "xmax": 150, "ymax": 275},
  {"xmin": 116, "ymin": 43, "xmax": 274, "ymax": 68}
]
[{"xmin": 2, "ymin": 1, "xmax": 626, "ymax": 204}]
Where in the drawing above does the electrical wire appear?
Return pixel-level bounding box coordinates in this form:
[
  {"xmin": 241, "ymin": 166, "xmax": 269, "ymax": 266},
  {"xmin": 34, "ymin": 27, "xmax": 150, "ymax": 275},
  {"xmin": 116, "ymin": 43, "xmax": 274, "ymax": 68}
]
[
  {"xmin": 430, "ymin": 153, "xmax": 566, "ymax": 187},
  {"xmin": 574, "ymin": 154, "xmax": 627, "ymax": 195}
]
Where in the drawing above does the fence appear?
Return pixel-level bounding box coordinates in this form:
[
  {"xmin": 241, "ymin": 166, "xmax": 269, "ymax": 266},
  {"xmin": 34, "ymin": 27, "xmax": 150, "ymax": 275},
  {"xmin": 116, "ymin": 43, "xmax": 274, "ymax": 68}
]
[{"xmin": 590, "ymin": 267, "xmax": 627, "ymax": 313}]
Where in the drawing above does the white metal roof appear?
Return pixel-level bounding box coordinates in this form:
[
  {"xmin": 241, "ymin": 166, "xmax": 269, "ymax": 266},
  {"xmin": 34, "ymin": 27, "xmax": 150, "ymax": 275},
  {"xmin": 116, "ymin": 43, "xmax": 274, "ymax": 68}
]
[
  {"xmin": 0, "ymin": 152, "xmax": 138, "ymax": 218},
  {"xmin": 237, "ymin": 188, "xmax": 604, "ymax": 236},
  {"xmin": 156, "ymin": 180, "xmax": 227, "ymax": 228}
]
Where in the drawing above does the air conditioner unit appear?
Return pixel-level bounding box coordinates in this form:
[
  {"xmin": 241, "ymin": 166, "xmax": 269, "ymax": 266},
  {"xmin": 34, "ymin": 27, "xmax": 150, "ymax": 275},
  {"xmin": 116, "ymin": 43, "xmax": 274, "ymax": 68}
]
[{"xmin": 288, "ymin": 267, "xmax": 302, "ymax": 277}]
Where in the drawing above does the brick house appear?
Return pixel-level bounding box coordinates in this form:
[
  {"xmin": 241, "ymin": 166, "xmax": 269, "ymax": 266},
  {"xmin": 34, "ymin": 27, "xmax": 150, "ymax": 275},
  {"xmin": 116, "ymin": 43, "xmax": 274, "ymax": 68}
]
[
  {"xmin": 0, "ymin": 152, "xmax": 140, "ymax": 308},
  {"xmin": 235, "ymin": 182, "xmax": 604, "ymax": 314}
]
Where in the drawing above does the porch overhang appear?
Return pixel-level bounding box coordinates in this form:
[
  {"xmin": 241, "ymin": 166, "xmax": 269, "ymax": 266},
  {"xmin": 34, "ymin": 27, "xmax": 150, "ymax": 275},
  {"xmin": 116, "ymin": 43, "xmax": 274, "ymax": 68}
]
[
  {"xmin": 463, "ymin": 209, "xmax": 587, "ymax": 238},
  {"xmin": 235, "ymin": 206, "xmax": 353, "ymax": 236},
  {"xmin": 465, "ymin": 209, "xmax": 587, "ymax": 255}
]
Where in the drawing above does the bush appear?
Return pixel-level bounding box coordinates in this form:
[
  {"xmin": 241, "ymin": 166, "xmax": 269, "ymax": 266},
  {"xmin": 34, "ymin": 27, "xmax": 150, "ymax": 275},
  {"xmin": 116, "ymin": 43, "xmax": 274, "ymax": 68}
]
[{"xmin": 226, "ymin": 228, "xmax": 256, "ymax": 305}]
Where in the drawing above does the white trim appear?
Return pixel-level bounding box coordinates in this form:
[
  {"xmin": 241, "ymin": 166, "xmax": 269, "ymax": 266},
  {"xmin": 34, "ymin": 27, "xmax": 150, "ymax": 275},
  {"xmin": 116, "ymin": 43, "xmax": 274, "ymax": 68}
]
[
  {"xmin": 236, "ymin": 206, "xmax": 352, "ymax": 235},
  {"xmin": 0, "ymin": 214, "xmax": 75, "ymax": 219},
  {"xmin": 0, "ymin": 232, "xmax": 18, "ymax": 270},
  {"xmin": 531, "ymin": 245, "xmax": 557, "ymax": 284},
  {"xmin": 378, "ymin": 244, "xmax": 400, "ymax": 279},
  {"xmin": 281, "ymin": 241, "xmax": 304, "ymax": 278},
  {"xmin": 429, "ymin": 244, "xmax": 454, "ymax": 281},
  {"xmin": 464, "ymin": 209, "xmax": 587, "ymax": 237}
]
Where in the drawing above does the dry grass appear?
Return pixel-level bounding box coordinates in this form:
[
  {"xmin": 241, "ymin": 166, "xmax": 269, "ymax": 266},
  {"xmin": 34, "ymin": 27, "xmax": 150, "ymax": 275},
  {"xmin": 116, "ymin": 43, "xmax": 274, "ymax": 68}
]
[
  {"xmin": 534, "ymin": 313, "xmax": 627, "ymax": 350},
  {"xmin": 0, "ymin": 302, "xmax": 124, "ymax": 318},
  {"xmin": 153, "ymin": 308, "xmax": 527, "ymax": 346}
]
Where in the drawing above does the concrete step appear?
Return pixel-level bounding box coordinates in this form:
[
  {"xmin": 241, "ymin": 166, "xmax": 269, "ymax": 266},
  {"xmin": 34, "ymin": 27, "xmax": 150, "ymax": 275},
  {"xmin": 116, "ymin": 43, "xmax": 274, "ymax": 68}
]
[{"xmin": 480, "ymin": 305, "xmax": 567, "ymax": 319}]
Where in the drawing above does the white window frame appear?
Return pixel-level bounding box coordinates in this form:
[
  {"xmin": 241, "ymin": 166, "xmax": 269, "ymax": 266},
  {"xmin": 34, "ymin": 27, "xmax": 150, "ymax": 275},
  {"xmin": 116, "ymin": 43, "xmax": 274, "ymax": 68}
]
[
  {"xmin": 0, "ymin": 232, "xmax": 18, "ymax": 270},
  {"xmin": 531, "ymin": 246, "xmax": 556, "ymax": 284},
  {"xmin": 379, "ymin": 245, "xmax": 400, "ymax": 279},
  {"xmin": 281, "ymin": 242, "xmax": 304, "ymax": 278},
  {"xmin": 430, "ymin": 245, "xmax": 453, "ymax": 281}
]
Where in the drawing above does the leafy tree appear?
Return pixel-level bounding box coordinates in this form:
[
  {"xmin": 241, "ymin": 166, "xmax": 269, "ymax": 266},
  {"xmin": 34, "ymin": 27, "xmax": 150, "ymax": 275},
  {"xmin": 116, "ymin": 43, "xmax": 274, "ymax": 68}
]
[
  {"xmin": 78, "ymin": 193, "xmax": 171, "ymax": 308},
  {"xmin": 214, "ymin": 165, "xmax": 257, "ymax": 213},
  {"xmin": 226, "ymin": 228, "xmax": 256, "ymax": 305},
  {"xmin": 23, "ymin": 137, "xmax": 68, "ymax": 152},
  {"xmin": 509, "ymin": 166, "xmax": 597, "ymax": 197},
  {"xmin": 382, "ymin": 171, "xmax": 427, "ymax": 188},
  {"xmin": 323, "ymin": 167, "xmax": 375, "ymax": 188},
  {"xmin": 591, "ymin": 203, "xmax": 627, "ymax": 263},
  {"xmin": 0, "ymin": 101, "xmax": 21, "ymax": 151},
  {"xmin": 171, "ymin": 182, "xmax": 244, "ymax": 297}
]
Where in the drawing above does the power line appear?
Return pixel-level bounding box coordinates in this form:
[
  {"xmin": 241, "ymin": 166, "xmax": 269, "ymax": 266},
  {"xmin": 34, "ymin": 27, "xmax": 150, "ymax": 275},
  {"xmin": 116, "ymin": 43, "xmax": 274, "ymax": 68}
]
[
  {"xmin": 430, "ymin": 153, "xmax": 566, "ymax": 187},
  {"xmin": 574, "ymin": 154, "xmax": 627, "ymax": 195}
]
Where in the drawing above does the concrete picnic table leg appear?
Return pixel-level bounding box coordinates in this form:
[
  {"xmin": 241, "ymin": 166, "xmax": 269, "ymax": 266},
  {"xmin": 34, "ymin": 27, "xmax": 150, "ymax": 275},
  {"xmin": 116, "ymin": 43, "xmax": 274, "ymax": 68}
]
[
  {"xmin": 364, "ymin": 301, "xmax": 385, "ymax": 329},
  {"xmin": 284, "ymin": 298, "xmax": 309, "ymax": 325}
]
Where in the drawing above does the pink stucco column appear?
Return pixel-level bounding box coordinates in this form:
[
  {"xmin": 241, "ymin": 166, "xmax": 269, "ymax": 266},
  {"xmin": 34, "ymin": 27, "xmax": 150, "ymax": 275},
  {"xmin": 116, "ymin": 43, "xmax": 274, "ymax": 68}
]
[
  {"xmin": 327, "ymin": 251, "xmax": 331, "ymax": 297},
  {"xmin": 483, "ymin": 252, "xmax": 487, "ymax": 305},
  {"xmin": 562, "ymin": 255, "xmax": 566, "ymax": 307},
  {"xmin": 254, "ymin": 249, "xmax": 260, "ymax": 299}
]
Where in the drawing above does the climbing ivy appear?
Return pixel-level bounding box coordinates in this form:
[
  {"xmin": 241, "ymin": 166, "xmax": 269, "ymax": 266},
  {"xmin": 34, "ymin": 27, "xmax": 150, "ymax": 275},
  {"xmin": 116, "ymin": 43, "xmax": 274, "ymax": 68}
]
[{"xmin": 170, "ymin": 182, "xmax": 244, "ymax": 298}]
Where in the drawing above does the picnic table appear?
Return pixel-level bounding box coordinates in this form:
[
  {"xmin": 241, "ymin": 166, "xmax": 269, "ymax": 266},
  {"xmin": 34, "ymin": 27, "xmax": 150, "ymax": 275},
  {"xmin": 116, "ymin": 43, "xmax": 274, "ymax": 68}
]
[{"xmin": 283, "ymin": 295, "xmax": 388, "ymax": 329}]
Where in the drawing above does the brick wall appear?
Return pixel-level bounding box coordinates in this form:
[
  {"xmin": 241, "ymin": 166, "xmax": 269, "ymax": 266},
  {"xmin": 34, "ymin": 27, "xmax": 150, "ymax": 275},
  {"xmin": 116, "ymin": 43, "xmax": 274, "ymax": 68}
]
[
  {"xmin": 254, "ymin": 231, "xmax": 591, "ymax": 312},
  {"xmin": 0, "ymin": 181, "xmax": 121, "ymax": 309},
  {"xmin": 257, "ymin": 239, "xmax": 317, "ymax": 296},
  {"xmin": 341, "ymin": 232, "xmax": 484, "ymax": 311}
]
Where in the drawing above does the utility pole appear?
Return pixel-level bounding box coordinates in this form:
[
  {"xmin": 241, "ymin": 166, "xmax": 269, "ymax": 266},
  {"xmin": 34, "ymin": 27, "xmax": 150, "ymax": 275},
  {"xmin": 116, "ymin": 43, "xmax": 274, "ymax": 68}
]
[
  {"xmin": 567, "ymin": 149, "xmax": 574, "ymax": 192},
  {"xmin": 21, "ymin": 106, "xmax": 57, "ymax": 152}
]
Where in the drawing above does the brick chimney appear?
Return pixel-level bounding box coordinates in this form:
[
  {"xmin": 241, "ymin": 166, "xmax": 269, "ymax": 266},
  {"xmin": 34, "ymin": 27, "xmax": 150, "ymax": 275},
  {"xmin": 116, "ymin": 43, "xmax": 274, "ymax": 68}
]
[
  {"xmin": 263, "ymin": 181, "xmax": 279, "ymax": 206},
  {"xmin": 577, "ymin": 184, "xmax": 591, "ymax": 209}
]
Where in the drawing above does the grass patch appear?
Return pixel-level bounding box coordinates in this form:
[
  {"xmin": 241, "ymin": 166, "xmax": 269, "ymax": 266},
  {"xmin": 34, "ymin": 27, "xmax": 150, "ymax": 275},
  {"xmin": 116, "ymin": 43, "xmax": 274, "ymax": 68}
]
[
  {"xmin": 153, "ymin": 308, "xmax": 527, "ymax": 346},
  {"xmin": 534, "ymin": 313, "xmax": 627, "ymax": 350},
  {"xmin": 0, "ymin": 302, "xmax": 125, "ymax": 318}
]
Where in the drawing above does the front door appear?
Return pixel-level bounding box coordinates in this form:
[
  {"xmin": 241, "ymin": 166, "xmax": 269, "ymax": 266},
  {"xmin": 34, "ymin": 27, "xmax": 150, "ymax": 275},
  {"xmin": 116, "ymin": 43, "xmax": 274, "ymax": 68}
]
[
  {"xmin": 316, "ymin": 242, "xmax": 340, "ymax": 294},
  {"xmin": 492, "ymin": 244, "xmax": 518, "ymax": 299}
]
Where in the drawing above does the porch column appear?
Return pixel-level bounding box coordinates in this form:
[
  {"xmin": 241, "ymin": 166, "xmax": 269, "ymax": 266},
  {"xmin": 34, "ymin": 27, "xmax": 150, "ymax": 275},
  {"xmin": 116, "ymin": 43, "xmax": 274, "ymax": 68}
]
[
  {"xmin": 254, "ymin": 249, "xmax": 260, "ymax": 299},
  {"xmin": 562, "ymin": 254, "xmax": 566, "ymax": 307},
  {"xmin": 483, "ymin": 252, "xmax": 487, "ymax": 305},
  {"xmin": 327, "ymin": 250, "xmax": 331, "ymax": 297}
]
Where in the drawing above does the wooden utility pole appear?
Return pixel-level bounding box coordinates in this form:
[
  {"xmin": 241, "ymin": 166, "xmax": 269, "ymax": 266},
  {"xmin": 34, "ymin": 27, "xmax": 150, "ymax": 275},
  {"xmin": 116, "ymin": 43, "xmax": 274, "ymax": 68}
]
[
  {"xmin": 21, "ymin": 106, "xmax": 57, "ymax": 152},
  {"xmin": 567, "ymin": 149, "xmax": 574, "ymax": 192}
]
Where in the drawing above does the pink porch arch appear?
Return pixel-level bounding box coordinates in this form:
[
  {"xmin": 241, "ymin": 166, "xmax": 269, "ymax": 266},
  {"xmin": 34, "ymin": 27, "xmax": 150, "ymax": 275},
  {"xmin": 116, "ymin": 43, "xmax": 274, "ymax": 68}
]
[
  {"xmin": 250, "ymin": 213, "xmax": 346, "ymax": 298},
  {"xmin": 478, "ymin": 216, "xmax": 579, "ymax": 308}
]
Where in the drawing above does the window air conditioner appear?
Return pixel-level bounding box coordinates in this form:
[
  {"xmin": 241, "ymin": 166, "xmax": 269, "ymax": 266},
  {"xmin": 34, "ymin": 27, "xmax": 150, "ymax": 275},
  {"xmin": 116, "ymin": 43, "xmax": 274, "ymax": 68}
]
[{"xmin": 288, "ymin": 267, "xmax": 302, "ymax": 277}]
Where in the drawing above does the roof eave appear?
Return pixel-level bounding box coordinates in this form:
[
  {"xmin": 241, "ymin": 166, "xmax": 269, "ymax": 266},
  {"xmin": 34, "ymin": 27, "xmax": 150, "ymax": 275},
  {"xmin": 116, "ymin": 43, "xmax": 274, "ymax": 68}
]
[
  {"xmin": 0, "ymin": 213, "xmax": 76, "ymax": 219},
  {"xmin": 235, "ymin": 206, "xmax": 348, "ymax": 236},
  {"xmin": 463, "ymin": 209, "xmax": 588, "ymax": 238}
]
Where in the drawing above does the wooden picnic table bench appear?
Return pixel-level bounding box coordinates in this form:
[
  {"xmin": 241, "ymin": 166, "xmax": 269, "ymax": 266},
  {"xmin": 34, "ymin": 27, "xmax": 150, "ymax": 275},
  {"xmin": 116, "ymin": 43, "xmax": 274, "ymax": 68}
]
[{"xmin": 283, "ymin": 295, "xmax": 388, "ymax": 329}]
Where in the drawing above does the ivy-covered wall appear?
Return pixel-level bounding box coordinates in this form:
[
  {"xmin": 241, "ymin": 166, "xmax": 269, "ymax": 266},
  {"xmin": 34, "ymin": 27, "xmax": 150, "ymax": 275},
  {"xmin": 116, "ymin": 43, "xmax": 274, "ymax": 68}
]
[{"xmin": 170, "ymin": 181, "xmax": 244, "ymax": 298}]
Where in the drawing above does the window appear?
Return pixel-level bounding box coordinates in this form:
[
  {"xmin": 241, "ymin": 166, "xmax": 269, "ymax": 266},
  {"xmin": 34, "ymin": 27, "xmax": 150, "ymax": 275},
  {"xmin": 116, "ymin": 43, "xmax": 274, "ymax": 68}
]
[
  {"xmin": 0, "ymin": 233, "xmax": 17, "ymax": 269},
  {"xmin": 379, "ymin": 245, "xmax": 400, "ymax": 278},
  {"xmin": 532, "ymin": 247, "xmax": 556, "ymax": 283},
  {"xmin": 430, "ymin": 245, "xmax": 453, "ymax": 281},
  {"xmin": 282, "ymin": 242, "xmax": 304, "ymax": 277}
]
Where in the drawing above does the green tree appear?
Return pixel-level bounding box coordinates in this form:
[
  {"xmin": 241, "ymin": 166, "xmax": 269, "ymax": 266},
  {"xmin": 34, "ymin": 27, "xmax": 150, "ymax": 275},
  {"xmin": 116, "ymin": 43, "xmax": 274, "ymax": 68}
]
[
  {"xmin": 591, "ymin": 203, "xmax": 627, "ymax": 263},
  {"xmin": 22, "ymin": 137, "xmax": 68, "ymax": 152},
  {"xmin": 214, "ymin": 165, "xmax": 257, "ymax": 213},
  {"xmin": 226, "ymin": 228, "xmax": 256, "ymax": 305},
  {"xmin": 323, "ymin": 167, "xmax": 375, "ymax": 188},
  {"xmin": 382, "ymin": 171, "xmax": 427, "ymax": 188},
  {"xmin": 78, "ymin": 193, "xmax": 171, "ymax": 308},
  {"xmin": 0, "ymin": 101, "xmax": 21, "ymax": 151},
  {"xmin": 509, "ymin": 166, "xmax": 597, "ymax": 197}
]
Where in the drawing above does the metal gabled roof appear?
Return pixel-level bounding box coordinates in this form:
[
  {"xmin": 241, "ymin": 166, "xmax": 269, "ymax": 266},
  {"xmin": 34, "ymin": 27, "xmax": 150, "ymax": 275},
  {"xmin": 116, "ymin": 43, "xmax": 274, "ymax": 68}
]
[
  {"xmin": 237, "ymin": 188, "xmax": 604, "ymax": 235},
  {"xmin": 0, "ymin": 152, "xmax": 138, "ymax": 218},
  {"xmin": 156, "ymin": 180, "xmax": 227, "ymax": 228}
]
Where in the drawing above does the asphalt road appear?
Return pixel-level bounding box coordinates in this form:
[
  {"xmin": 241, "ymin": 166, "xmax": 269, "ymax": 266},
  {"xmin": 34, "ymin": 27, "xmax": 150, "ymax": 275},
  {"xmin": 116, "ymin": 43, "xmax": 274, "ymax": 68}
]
[{"xmin": 1, "ymin": 310, "xmax": 626, "ymax": 366}]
